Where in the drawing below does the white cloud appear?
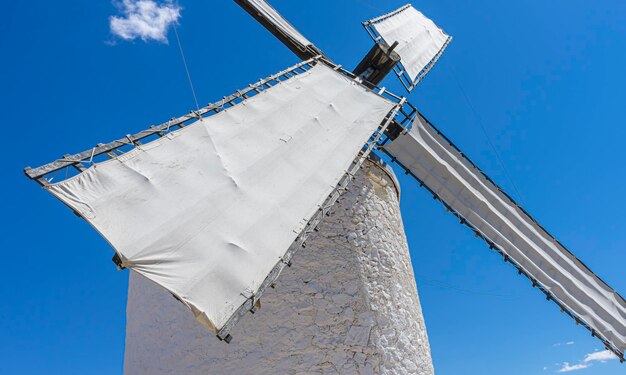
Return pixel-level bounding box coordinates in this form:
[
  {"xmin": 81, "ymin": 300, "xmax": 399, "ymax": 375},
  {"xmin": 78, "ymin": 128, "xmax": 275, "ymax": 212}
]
[
  {"xmin": 557, "ymin": 362, "xmax": 589, "ymax": 373},
  {"xmin": 554, "ymin": 349, "xmax": 619, "ymax": 373},
  {"xmin": 110, "ymin": 0, "xmax": 181, "ymax": 43},
  {"xmin": 553, "ymin": 341, "xmax": 575, "ymax": 347},
  {"xmin": 583, "ymin": 350, "xmax": 618, "ymax": 363}
]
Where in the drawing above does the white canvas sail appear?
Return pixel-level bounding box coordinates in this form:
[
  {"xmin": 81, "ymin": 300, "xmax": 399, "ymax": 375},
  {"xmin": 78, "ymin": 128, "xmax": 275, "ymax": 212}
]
[
  {"xmin": 384, "ymin": 114, "xmax": 626, "ymax": 357},
  {"xmin": 366, "ymin": 4, "xmax": 451, "ymax": 90},
  {"xmin": 47, "ymin": 63, "xmax": 395, "ymax": 333}
]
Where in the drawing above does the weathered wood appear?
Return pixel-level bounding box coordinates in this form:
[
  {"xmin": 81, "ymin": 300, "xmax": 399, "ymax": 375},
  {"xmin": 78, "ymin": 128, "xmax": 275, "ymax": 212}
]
[
  {"xmin": 234, "ymin": 0, "xmax": 325, "ymax": 61},
  {"xmin": 353, "ymin": 41, "xmax": 401, "ymax": 87}
]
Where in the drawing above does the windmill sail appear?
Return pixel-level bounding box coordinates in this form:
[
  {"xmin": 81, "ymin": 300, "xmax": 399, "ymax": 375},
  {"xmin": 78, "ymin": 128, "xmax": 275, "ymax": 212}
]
[
  {"xmin": 43, "ymin": 62, "xmax": 396, "ymax": 334},
  {"xmin": 235, "ymin": 0, "xmax": 323, "ymax": 60},
  {"xmin": 364, "ymin": 4, "xmax": 452, "ymax": 92},
  {"xmin": 382, "ymin": 114, "xmax": 626, "ymax": 360}
]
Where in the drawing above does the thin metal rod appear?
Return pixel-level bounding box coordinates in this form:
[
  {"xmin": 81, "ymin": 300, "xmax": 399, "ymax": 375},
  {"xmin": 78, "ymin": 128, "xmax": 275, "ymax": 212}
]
[
  {"xmin": 173, "ymin": 25, "xmax": 200, "ymax": 111},
  {"xmin": 447, "ymin": 60, "xmax": 526, "ymax": 206}
]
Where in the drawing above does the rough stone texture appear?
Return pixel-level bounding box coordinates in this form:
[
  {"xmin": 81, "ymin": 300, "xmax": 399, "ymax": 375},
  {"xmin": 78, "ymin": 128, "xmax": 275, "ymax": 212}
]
[{"xmin": 124, "ymin": 159, "xmax": 434, "ymax": 375}]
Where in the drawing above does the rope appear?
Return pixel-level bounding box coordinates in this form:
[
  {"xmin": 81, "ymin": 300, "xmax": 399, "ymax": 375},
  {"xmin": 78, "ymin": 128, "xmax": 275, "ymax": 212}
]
[
  {"xmin": 356, "ymin": 0, "xmax": 385, "ymax": 14},
  {"xmin": 46, "ymin": 168, "xmax": 62, "ymax": 183},
  {"xmin": 447, "ymin": 62, "xmax": 527, "ymax": 206},
  {"xmin": 173, "ymin": 25, "xmax": 201, "ymax": 111},
  {"xmin": 87, "ymin": 147, "xmax": 96, "ymax": 165}
]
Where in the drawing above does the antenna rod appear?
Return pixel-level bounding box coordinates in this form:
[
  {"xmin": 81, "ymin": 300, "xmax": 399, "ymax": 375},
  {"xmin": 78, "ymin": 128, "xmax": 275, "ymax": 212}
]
[{"xmin": 388, "ymin": 41, "xmax": 399, "ymax": 53}]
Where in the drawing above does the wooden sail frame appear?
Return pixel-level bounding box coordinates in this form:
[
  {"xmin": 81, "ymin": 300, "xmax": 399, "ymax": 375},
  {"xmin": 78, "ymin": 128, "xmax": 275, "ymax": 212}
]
[
  {"xmin": 25, "ymin": 57, "xmax": 416, "ymax": 186},
  {"xmin": 24, "ymin": 56, "xmax": 419, "ymax": 342},
  {"xmin": 380, "ymin": 114, "xmax": 626, "ymax": 363},
  {"xmin": 363, "ymin": 4, "xmax": 452, "ymax": 92}
]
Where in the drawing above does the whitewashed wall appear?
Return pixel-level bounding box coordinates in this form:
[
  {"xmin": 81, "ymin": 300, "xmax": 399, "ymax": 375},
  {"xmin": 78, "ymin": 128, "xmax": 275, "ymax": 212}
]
[{"xmin": 124, "ymin": 158, "xmax": 434, "ymax": 375}]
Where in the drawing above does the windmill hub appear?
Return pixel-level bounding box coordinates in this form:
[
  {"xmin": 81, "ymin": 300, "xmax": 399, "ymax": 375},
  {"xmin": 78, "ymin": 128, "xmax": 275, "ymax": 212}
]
[{"xmin": 353, "ymin": 40, "xmax": 401, "ymax": 86}]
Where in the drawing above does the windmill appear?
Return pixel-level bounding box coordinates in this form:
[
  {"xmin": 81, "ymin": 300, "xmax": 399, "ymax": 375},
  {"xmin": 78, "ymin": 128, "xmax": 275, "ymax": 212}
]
[{"xmin": 24, "ymin": 1, "xmax": 625, "ymax": 364}]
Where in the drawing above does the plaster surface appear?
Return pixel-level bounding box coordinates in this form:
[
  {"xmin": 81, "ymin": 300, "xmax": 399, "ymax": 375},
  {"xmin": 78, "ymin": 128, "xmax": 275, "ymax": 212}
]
[{"xmin": 124, "ymin": 158, "xmax": 434, "ymax": 375}]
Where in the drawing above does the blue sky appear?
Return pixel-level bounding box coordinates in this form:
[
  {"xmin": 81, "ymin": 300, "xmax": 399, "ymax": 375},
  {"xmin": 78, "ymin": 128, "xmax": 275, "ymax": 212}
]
[{"xmin": 1, "ymin": 1, "xmax": 625, "ymax": 374}]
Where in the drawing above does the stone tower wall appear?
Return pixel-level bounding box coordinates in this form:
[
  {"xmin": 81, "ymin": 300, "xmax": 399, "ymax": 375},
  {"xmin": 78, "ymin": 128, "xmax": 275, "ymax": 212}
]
[{"xmin": 124, "ymin": 158, "xmax": 434, "ymax": 375}]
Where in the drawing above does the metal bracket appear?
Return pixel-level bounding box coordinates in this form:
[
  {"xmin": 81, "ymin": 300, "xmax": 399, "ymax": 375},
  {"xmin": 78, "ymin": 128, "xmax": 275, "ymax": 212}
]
[{"xmin": 112, "ymin": 253, "xmax": 125, "ymax": 271}]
